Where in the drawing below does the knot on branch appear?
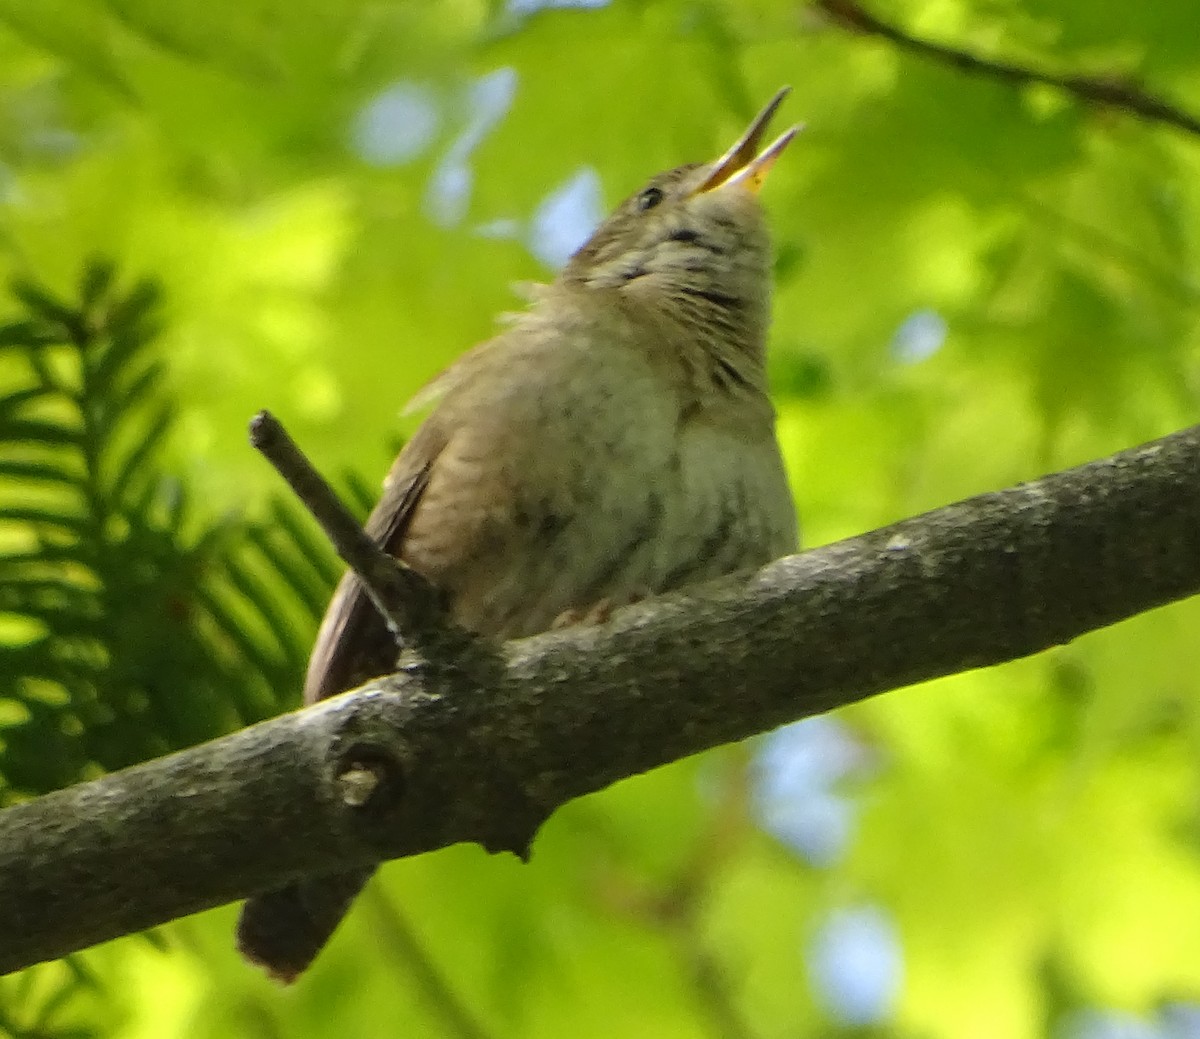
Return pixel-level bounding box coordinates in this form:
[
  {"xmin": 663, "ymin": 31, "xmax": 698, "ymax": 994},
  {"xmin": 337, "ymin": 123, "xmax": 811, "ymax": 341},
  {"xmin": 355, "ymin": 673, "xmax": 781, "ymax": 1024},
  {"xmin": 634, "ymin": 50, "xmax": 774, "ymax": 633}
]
[{"xmin": 335, "ymin": 745, "xmax": 404, "ymax": 810}]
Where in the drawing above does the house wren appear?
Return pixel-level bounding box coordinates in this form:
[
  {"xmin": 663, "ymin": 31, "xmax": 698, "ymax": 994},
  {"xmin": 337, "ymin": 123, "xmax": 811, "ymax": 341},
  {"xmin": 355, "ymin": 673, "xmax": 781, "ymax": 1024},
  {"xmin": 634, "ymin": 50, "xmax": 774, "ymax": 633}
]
[{"xmin": 237, "ymin": 89, "xmax": 800, "ymax": 981}]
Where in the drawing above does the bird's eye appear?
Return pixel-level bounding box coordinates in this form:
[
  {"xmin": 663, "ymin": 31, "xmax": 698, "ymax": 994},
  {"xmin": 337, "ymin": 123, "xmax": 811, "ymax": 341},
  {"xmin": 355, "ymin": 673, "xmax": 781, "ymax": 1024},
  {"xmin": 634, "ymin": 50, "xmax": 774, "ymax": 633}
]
[{"xmin": 638, "ymin": 187, "xmax": 665, "ymax": 211}]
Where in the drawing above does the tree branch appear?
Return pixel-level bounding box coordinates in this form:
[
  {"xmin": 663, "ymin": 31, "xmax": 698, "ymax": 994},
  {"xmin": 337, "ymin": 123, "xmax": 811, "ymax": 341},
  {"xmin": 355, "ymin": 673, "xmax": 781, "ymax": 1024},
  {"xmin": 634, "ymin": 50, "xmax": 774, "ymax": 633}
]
[
  {"xmin": 3, "ymin": 424, "xmax": 1200, "ymax": 975},
  {"xmin": 248, "ymin": 409, "xmax": 445, "ymax": 644},
  {"xmin": 816, "ymin": 0, "xmax": 1200, "ymax": 139}
]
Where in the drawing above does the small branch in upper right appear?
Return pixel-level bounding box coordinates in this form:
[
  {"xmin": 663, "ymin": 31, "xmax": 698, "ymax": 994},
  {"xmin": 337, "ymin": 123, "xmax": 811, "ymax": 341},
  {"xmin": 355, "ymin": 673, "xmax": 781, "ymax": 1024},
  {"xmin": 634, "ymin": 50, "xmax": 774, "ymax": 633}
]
[{"xmin": 815, "ymin": 0, "xmax": 1200, "ymax": 139}]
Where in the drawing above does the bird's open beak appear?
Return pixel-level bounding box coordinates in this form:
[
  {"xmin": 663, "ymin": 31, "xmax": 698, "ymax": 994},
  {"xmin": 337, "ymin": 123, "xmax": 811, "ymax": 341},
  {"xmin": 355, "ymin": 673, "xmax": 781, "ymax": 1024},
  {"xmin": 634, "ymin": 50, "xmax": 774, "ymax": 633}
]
[{"xmin": 694, "ymin": 86, "xmax": 801, "ymax": 197}]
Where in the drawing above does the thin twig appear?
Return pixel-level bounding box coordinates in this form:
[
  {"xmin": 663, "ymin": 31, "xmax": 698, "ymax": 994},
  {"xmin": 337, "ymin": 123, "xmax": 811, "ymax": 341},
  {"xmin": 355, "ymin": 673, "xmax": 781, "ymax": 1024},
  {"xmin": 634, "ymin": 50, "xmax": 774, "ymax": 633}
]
[
  {"xmin": 247, "ymin": 409, "xmax": 441, "ymax": 642},
  {"xmin": 598, "ymin": 752, "xmax": 762, "ymax": 1039},
  {"xmin": 684, "ymin": 943, "xmax": 759, "ymax": 1039},
  {"xmin": 816, "ymin": 0, "xmax": 1200, "ymax": 138},
  {"xmin": 365, "ymin": 887, "xmax": 497, "ymax": 1039},
  {"xmin": 674, "ymin": 757, "xmax": 761, "ymax": 1039}
]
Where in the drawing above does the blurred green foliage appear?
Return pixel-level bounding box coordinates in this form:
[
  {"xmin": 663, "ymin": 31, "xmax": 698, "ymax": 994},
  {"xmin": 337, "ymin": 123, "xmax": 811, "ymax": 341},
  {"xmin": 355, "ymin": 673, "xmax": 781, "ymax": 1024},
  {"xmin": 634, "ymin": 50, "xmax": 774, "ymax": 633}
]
[{"xmin": 1, "ymin": 0, "xmax": 1200, "ymax": 1037}]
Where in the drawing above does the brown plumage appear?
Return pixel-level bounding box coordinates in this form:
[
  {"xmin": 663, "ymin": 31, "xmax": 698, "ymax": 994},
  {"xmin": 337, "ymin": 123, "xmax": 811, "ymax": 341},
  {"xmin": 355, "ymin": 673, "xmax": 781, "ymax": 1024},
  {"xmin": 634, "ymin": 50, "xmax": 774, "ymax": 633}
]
[{"xmin": 237, "ymin": 88, "xmax": 800, "ymax": 981}]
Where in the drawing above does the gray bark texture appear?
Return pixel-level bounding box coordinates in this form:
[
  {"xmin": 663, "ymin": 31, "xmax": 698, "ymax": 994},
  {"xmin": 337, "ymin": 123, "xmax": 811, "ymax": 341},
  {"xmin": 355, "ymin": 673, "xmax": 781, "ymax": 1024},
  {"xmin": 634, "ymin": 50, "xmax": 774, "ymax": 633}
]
[{"xmin": 2, "ymin": 424, "xmax": 1199, "ymax": 975}]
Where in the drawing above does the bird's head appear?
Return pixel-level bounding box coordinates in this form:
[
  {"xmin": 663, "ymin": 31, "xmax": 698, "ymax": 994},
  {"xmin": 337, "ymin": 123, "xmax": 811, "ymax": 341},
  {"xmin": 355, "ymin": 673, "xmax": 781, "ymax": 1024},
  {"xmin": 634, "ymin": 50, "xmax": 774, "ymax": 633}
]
[{"xmin": 561, "ymin": 88, "xmax": 798, "ymax": 357}]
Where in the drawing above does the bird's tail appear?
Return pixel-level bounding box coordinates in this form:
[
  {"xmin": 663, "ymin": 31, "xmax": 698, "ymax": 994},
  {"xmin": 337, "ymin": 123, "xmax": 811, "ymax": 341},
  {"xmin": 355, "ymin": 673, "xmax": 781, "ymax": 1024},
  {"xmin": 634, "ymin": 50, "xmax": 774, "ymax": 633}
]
[{"xmin": 236, "ymin": 868, "xmax": 373, "ymax": 983}]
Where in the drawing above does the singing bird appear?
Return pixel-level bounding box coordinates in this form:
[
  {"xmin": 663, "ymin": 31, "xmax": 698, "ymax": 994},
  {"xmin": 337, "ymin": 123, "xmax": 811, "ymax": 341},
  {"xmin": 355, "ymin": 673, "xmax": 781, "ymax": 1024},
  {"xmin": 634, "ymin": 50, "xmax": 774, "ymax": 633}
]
[{"xmin": 238, "ymin": 88, "xmax": 800, "ymax": 981}]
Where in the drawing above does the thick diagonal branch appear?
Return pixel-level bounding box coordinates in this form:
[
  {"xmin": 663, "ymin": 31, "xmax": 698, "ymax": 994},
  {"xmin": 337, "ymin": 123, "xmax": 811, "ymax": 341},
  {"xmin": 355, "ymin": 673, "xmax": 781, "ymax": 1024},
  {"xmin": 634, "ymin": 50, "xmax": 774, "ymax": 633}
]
[{"xmin": 2, "ymin": 425, "xmax": 1200, "ymax": 974}]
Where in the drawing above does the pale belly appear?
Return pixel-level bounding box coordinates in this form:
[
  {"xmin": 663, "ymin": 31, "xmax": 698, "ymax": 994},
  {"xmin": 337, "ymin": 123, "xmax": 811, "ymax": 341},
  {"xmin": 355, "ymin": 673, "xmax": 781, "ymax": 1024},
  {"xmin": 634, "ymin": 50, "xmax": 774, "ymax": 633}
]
[{"xmin": 404, "ymin": 344, "xmax": 798, "ymax": 639}]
